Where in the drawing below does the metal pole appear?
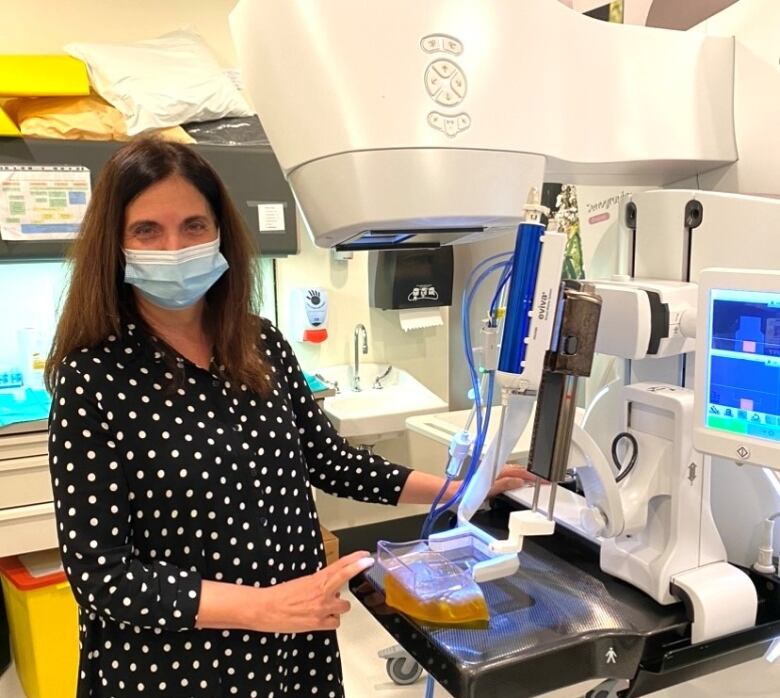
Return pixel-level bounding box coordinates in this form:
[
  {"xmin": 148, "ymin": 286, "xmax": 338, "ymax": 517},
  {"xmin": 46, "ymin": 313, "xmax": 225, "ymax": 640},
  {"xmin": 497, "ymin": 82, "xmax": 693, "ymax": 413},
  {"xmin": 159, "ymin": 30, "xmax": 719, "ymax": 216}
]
[
  {"xmin": 531, "ymin": 477, "xmax": 541, "ymax": 512},
  {"xmin": 547, "ymin": 482, "xmax": 558, "ymax": 521}
]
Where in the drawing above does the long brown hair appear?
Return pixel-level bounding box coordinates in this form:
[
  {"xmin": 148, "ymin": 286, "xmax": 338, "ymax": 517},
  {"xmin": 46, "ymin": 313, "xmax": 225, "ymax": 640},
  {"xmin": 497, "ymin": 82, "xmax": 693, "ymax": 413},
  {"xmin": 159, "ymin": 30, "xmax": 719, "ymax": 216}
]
[{"xmin": 45, "ymin": 137, "xmax": 269, "ymax": 394}]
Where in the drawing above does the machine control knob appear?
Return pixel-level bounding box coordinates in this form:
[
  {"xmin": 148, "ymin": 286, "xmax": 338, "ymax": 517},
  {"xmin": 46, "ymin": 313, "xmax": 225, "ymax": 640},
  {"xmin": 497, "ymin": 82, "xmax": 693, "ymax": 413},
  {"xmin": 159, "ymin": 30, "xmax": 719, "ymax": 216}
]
[{"xmin": 580, "ymin": 507, "xmax": 607, "ymax": 538}]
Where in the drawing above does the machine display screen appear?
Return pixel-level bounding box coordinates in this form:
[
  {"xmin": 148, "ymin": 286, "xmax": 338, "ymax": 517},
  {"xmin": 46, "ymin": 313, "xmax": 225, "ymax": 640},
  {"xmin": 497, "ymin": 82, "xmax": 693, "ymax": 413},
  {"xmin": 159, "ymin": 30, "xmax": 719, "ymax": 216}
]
[
  {"xmin": 705, "ymin": 289, "xmax": 780, "ymax": 443},
  {"xmin": 342, "ymin": 231, "xmax": 415, "ymax": 248}
]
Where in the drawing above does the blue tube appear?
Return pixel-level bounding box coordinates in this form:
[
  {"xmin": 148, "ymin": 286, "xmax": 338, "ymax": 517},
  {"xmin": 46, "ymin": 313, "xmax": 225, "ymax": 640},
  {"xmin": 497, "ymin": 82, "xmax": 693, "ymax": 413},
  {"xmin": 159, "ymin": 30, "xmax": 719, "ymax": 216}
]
[
  {"xmin": 422, "ymin": 259, "xmax": 507, "ymax": 538},
  {"xmin": 497, "ymin": 221, "xmax": 545, "ymax": 374},
  {"xmin": 428, "ymin": 370, "xmax": 496, "ymax": 526},
  {"xmin": 418, "ymin": 253, "xmax": 515, "ymax": 695},
  {"xmin": 418, "ymin": 256, "xmax": 510, "ymax": 693},
  {"xmin": 452, "ymin": 261, "xmax": 509, "ymax": 492},
  {"xmin": 463, "ymin": 261, "xmax": 508, "ymax": 383},
  {"xmin": 490, "ymin": 267, "xmax": 512, "ymax": 320},
  {"xmin": 462, "ymin": 259, "xmax": 512, "ymax": 380},
  {"xmin": 421, "ymin": 376, "xmax": 493, "ymax": 537},
  {"xmin": 421, "ymin": 474, "xmax": 453, "ymax": 538},
  {"xmin": 461, "ymin": 259, "xmax": 511, "ymax": 444}
]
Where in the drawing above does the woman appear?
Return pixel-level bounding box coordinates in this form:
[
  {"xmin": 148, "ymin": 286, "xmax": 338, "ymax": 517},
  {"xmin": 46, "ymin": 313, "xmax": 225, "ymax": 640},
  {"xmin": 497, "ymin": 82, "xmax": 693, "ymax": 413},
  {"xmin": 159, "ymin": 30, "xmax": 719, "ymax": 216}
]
[{"xmin": 46, "ymin": 138, "xmax": 529, "ymax": 697}]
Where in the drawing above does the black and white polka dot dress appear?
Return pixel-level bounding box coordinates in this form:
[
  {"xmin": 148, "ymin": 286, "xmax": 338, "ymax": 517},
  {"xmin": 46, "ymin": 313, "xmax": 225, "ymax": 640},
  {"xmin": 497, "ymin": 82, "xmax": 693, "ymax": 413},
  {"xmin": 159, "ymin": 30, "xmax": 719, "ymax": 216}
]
[{"xmin": 48, "ymin": 319, "xmax": 412, "ymax": 697}]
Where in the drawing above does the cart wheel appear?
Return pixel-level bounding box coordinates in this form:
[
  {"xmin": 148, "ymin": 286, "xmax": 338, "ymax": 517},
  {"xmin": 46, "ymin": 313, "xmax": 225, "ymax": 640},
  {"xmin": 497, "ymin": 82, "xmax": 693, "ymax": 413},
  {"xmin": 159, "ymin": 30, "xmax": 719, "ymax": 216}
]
[
  {"xmin": 386, "ymin": 657, "xmax": 423, "ymax": 685},
  {"xmin": 585, "ymin": 679, "xmax": 628, "ymax": 698}
]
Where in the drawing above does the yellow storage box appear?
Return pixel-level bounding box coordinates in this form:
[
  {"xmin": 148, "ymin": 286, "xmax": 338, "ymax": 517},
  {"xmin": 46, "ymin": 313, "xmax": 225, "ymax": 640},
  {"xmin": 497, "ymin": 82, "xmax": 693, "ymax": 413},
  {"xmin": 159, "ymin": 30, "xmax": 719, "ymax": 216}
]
[
  {"xmin": 0, "ymin": 55, "xmax": 90, "ymax": 97},
  {"xmin": 0, "ymin": 106, "xmax": 20, "ymax": 136},
  {"xmin": 0, "ymin": 551, "xmax": 78, "ymax": 698}
]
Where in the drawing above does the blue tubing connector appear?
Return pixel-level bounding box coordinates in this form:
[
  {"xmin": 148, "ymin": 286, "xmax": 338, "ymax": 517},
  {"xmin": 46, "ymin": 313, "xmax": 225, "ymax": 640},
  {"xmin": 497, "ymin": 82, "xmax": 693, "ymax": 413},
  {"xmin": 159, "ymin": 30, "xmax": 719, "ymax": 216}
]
[{"xmin": 497, "ymin": 221, "xmax": 545, "ymax": 375}]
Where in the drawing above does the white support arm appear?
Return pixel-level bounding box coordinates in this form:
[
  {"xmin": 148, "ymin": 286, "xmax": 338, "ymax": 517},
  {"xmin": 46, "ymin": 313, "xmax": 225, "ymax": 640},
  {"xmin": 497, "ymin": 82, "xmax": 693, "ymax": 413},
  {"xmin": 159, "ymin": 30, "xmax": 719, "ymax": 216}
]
[
  {"xmin": 457, "ymin": 393, "xmax": 535, "ymax": 525},
  {"xmin": 569, "ymin": 424, "xmax": 625, "ymax": 538}
]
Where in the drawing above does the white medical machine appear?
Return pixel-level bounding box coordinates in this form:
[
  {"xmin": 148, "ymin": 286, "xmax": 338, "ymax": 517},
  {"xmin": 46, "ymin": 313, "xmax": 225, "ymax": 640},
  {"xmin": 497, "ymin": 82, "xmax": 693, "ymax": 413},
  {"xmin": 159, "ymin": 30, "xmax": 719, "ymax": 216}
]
[{"xmin": 230, "ymin": 1, "xmax": 780, "ymax": 695}]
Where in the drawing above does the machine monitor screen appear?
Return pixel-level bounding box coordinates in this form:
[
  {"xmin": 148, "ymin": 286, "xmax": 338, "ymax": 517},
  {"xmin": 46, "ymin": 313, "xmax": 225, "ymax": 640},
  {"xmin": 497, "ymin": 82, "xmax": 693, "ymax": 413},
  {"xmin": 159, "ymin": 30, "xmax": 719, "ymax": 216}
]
[{"xmin": 705, "ymin": 289, "xmax": 780, "ymax": 445}]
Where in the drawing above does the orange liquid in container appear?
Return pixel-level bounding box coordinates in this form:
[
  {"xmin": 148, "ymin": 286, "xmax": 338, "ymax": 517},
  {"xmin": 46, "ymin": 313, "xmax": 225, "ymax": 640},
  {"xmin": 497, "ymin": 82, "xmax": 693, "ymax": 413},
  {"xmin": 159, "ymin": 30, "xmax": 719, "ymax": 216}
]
[{"xmin": 384, "ymin": 562, "xmax": 489, "ymax": 626}]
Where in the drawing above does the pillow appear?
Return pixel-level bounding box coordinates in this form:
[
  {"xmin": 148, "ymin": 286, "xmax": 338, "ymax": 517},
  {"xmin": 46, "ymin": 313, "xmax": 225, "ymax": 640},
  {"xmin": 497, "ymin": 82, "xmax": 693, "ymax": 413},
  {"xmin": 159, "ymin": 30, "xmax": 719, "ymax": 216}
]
[
  {"xmin": 5, "ymin": 93, "xmax": 195, "ymax": 143},
  {"xmin": 65, "ymin": 29, "xmax": 253, "ymax": 136}
]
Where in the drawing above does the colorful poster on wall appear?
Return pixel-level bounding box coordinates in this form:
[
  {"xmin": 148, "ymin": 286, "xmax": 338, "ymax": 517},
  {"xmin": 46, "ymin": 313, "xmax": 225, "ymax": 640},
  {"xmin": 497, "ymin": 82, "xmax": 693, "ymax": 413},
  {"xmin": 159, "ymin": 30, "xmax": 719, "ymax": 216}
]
[
  {"xmin": 558, "ymin": 0, "xmax": 624, "ymax": 22},
  {"xmin": 550, "ymin": 184, "xmax": 586, "ymax": 280},
  {"xmin": 549, "ymin": 184, "xmax": 650, "ymax": 453},
  {"xmin": 562, "ymin": 0, "xmax": 740, "ymax": 29},
  {"xmin": 0, "ymin": 164, "xmax": 90, "ymax": 241},
  {"xmin": 576, "ymin": 185, "xmax": 648, "ymax": 280}
]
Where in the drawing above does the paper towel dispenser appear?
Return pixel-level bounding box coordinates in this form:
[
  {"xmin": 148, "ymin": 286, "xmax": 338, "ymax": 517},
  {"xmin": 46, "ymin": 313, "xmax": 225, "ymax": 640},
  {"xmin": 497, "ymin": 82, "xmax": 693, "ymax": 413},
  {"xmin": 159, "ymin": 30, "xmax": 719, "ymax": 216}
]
[{"xmin": 369, "ymin": 248, "xmax": 453, "ymax": 310}]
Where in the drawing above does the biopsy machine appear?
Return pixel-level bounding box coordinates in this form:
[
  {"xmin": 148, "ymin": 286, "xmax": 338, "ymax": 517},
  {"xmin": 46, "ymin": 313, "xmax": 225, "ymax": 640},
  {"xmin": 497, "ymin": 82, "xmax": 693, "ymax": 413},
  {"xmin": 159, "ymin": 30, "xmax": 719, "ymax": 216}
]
[{"xmin": 230, "ymin": 1, "xmax": 780, "ymax": 695}]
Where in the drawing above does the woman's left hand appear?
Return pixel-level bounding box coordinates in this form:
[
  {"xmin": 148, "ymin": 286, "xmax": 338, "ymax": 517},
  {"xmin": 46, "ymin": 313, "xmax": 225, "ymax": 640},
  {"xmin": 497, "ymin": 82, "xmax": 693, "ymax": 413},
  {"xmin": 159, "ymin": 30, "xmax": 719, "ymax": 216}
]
[{"xmin": 487, "ymin": 465, "xmax": 536, "ymax": 499}]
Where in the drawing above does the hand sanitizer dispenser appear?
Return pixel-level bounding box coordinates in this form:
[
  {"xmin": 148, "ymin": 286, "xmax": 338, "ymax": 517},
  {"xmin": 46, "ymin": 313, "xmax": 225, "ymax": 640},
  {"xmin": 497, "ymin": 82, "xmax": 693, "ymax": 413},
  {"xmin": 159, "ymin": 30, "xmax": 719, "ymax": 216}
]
[{"xmin": 291, "ymin": 287, "xmax": 329, "ymax": 343}]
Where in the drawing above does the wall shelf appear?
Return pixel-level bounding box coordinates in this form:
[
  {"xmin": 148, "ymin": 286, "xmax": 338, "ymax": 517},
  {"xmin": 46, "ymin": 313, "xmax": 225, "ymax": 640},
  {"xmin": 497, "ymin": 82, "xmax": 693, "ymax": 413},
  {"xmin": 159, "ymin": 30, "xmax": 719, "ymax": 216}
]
[{"xmin": 0, "ymin": 137, "xmax": 299, "ymax": 259}]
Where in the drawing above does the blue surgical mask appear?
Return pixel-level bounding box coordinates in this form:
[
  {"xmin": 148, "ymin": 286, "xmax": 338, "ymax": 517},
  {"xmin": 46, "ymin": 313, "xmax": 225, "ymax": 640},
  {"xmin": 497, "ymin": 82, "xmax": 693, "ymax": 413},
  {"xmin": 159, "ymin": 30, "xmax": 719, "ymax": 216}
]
[{"xmin": 124, "ymin": 236, "xmax": 229, "ymax": 309}]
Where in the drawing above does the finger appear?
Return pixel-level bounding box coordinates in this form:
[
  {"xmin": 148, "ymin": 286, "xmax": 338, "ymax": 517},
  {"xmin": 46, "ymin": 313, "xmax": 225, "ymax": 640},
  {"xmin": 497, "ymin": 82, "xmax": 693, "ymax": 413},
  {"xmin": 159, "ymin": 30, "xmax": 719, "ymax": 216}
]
[
  {"xmin": 499, "ymin": 466, "xmax": 534, "ymax": 480},
  {"xmin": 499, "ymin": 472, "xmax": 536, "ymax": 485},
  {"xmin": 505, "ymin": 477, "xmax": 534, "ymax": 490},
  {"xmin": 319, "ymin": 550, "xmax": 372, "ymax": 587},
  {"xmin": 491, "ymin": 478, "xmax": 533, "ymax": 494},
  {"xmin": 323, "ymin": 557, "xmax": 374, "ymax": 594},
  {"xmin": 323, "ymin": 598, "xmax": 351, "ymax": 616},
  {"xmin": 324, "ymin": 556, "xmax": 375, "ymax": 595},
  {"xmin": 326, "ymin": 550, "xmax": 372, "ymax": 572}
]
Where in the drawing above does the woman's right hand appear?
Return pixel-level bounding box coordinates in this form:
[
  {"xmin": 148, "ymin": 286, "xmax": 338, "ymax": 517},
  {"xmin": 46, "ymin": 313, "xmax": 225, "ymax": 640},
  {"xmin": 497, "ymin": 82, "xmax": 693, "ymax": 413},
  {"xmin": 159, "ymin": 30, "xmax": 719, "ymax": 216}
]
[{"xmin": 250, "ymin": 550, "xmax": 375, "ymax": 633}]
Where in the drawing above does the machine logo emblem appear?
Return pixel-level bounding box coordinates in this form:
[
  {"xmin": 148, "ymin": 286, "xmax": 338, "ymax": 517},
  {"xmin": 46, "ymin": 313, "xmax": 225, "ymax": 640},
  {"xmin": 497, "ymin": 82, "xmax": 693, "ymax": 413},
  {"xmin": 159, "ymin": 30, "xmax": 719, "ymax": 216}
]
[
  {"xmin": 421, "ymin": 34, "xmax": 463, "ymax": 55},
  {"xmin": 537, "ymin": 291, "xmax": 550, "ymax": 321},
  {"xmin": 427, "ymin": 111, "xmax": 471, "ymax": 138},
  {"xmin": 736, "ymin": 445, "xmax": 751, "ymax": 460},
  {"xmin": 687, "ymin": 462, "xmax": 698, "ymax": 485},
  {"xmin": 408, "ymin": 284, "xmax": 439, "ymax": 302},
  {"xmin": 421, "ymin": 33, "xmax": 470, "ymax": 137},
  {"xmin": 424, "ymin": 59, "xmax": 467, "ymax": 107}
]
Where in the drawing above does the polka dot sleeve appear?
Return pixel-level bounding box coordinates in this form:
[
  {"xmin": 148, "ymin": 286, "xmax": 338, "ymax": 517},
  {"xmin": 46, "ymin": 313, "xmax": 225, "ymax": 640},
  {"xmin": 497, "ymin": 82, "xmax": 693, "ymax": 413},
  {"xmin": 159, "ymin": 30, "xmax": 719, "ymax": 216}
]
[
  {"xmin": 262, "ymin": 323, "xmax": 413, "ymax": 505},
  {"xmin": 48, "ymin": 361, "xmax": 202, "ymax": 631}
]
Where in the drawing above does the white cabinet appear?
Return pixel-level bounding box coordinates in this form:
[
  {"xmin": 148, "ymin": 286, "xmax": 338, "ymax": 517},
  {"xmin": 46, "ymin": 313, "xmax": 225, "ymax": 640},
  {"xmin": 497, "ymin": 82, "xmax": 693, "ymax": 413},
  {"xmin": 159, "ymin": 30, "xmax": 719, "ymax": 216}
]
[
  {"xmin": 0, "ymin": 430, "xmax": 57, "ymax": 557},
  {"xmin": 0, "ymin": 455, "xmax": 52, "ymax": 510},
  {"xmin": 0, "ymin": 503, "xmax": 57, "ymax": 558}
]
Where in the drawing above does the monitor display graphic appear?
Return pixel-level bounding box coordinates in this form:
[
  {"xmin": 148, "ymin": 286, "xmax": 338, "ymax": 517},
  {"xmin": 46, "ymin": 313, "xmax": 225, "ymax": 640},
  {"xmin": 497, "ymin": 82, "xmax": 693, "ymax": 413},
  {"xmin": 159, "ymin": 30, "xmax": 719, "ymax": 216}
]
[{"xmin": 705, "ymin": 289, "xmax": 780, "ymax": 444}]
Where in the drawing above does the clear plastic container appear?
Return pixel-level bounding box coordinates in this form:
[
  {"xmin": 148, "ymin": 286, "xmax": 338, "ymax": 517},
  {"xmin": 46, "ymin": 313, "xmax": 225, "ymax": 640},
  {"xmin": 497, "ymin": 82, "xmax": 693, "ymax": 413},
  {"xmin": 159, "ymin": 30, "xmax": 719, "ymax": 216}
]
[{"xmin": 376, "ymin": 539, "xmax": 489, "ymax": 625}]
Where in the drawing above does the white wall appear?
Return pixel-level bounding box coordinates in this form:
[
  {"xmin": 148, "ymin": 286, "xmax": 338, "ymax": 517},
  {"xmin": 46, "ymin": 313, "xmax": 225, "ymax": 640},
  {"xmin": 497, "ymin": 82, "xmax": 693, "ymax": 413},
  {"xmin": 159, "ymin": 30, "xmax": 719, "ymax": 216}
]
[
  {"xmin": 2, "ymin": 0, "xmax": 451, "ymax": 530},
  {"xmin": 448, "ymin": 232, "xmax": 516, "ymax": 412},
  {"xmin": 276, "ymin": 218, "xmax": 450, "ymax": 400},
  {"xmin": 0, "ymin": 0, "xmax": 240, "ymax": 375},
  {"xmin": 0, "ymin": 0, "xmax": 240, "ymax": 66},
  {"xmin": 275, "ymin": 217, "xmax": 451, "ymax": 531}
]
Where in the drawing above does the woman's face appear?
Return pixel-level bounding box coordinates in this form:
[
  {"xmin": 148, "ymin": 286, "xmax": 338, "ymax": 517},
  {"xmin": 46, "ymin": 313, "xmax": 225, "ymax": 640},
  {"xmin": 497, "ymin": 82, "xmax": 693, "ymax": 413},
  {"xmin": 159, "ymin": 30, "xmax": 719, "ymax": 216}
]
[{"xmin": 123, "ymin": 175, "xmax": 218, "ymax": 251}]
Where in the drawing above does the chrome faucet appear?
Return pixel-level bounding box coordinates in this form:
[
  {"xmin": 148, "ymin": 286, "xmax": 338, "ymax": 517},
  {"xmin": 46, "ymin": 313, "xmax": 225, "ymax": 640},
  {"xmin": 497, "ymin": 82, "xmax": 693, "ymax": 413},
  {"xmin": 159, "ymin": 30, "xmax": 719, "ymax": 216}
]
[{"xmin": 352, "ymin": 323, "xmax": 368, "ymax": 391}]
